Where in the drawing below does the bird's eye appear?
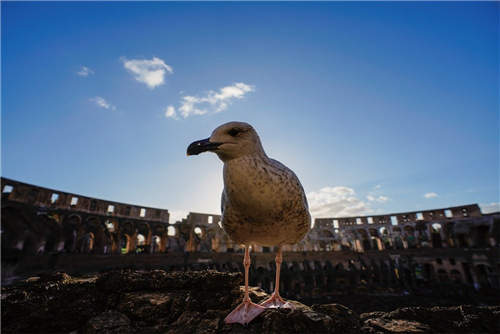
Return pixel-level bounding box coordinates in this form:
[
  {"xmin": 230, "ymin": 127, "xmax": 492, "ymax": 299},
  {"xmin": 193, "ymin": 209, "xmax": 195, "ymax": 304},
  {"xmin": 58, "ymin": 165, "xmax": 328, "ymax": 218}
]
[{"xmin": 228, "ymin": 128, "xmax": 240, "ymax": 137}]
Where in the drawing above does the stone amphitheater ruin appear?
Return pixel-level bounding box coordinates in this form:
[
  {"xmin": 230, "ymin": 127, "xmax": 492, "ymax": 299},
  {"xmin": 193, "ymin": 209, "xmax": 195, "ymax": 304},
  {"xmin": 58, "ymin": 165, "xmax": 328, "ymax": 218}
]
[{"xmin": 2, "ymin": 177, "xmax": 500, "ymax": 305}]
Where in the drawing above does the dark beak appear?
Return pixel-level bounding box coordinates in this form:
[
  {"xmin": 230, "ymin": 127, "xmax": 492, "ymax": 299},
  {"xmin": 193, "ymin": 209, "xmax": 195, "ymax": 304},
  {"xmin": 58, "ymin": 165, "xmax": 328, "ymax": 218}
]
[{"xmin": 187, "ymin": 138, "xmax": 222, "ymax": 156}]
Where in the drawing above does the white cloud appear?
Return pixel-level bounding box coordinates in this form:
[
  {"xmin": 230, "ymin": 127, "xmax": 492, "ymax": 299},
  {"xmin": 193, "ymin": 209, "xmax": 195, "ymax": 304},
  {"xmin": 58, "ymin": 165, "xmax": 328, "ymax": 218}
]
[
  {"xmin": 367, "ymin": 195, "xmax": 389, "ymax": 203},
  {"xmin": 168, "ymin": 210, "xmax": 189, "ymax": 224},
  {"xmin": 307, "ymin": 186, "xmax": 371, "ymax": 218},
  {"xmin": 166, "ymin": 82, "xmax": 254, "ymax": 119},
  {"xmin": 480, "ymin": 202, "xmax": 500, "ymax": 214},
  {"xmin": 424, "ymin": 192, "xmax": 438, "ymax": 199},
  {"xmin": 378, "ymin": 195, "xmax": 389, "ymax": 202},
  {"xmin": 165, "ymin": 105, "xmax": 178, "ymax": 119},
  {"xmin": 90, "ymin": 96, "xmax": 116, "ymax": 111},
  {"xmin": 77, "ymin": 66, "xmax": 94, "ymax": 77},
  {"xmin": 374, "ymin": 184, "xmax": 382, "ymax": 190},
  {"xmin": 122, "ymin": 57, "xmax": 173, "ymax": 89}
]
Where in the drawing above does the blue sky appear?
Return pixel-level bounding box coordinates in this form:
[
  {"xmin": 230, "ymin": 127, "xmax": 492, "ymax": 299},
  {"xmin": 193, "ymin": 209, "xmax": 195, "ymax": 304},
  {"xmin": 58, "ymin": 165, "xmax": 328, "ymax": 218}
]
[{"xmin": 2, "ymin": 2, "xmax": 499, "ymax": 222}]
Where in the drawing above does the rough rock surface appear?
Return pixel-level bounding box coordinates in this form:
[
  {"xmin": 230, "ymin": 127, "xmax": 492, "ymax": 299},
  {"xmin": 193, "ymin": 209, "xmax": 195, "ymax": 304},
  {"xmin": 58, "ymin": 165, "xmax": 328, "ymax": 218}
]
[
  {"xmin": 360, "ymin": 305, "xmax": 500, "ymax": 333},
  {"xmin": 2, "ymin": 269, "xmax": 499, "ymax": 333}
]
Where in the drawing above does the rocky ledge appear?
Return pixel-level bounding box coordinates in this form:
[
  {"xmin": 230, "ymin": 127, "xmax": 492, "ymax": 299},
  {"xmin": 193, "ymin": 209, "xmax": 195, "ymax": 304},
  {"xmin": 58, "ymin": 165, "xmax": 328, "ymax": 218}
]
[{"xmin": 2, "ymin": 270, "xmax": 499, "ymax": 333}]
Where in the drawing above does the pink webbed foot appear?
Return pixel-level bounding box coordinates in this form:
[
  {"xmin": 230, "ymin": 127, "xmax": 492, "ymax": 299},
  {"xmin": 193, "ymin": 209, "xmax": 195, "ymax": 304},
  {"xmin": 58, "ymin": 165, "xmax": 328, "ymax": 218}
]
[
  {"xmin": 224, "ymin": 299, "xmax": 266, "ymax": 325},
  {"xmin": 260, "ymin": 292, "xmax": 295, "ymax": 309}
]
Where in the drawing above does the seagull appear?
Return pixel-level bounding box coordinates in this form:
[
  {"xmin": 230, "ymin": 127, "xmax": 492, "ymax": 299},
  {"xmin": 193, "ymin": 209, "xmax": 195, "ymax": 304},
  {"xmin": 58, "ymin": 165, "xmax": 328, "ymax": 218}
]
[{"xmin": 187, "ymin": 121, "xmax": 311, "ymax": 325}]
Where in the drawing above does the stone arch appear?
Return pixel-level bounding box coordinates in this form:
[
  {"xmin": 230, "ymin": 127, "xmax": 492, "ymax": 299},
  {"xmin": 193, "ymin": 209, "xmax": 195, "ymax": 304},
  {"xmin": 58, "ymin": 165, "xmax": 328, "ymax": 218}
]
[
  {"xmin": 38, "ymin": 213, "xmax": 63, "ymax": 253},
  {"xmin": 62, "ymin": 214, "xmax": 82, "ymax": 253},
  {"xmin": 431, "ymin": 223, "xmax": 443, "ymax": 248},
  {"xmin": 403, "ymin": 225, "xmax": 417, "ymax": 248},
  {"xmin": 76, "ymin": 217, "xmax": 108, "ymax": 254},
  {"xmin": 103, "ymin": 219, "xmax": 121, "ymax": 254},
  {"xmin": 415, "ymin": 221, "xmax": 430, "ymax": 247},
  {"xmin": 379, "ymin": 226, "xmax": 392, "ymax": 249},
  {"xmin": 368, "ymin": 228, "xmax": 384, "ymax": 250},
  {"xmin": 1, "ymin": 205, "xmax": 34, "ymax": 254},
  {"xmin": 135, "ymin": 222, "xmax": 152, "ymax": 253},
  {"xmin": 120, "ymin": 234, "xmax": 131, "ymax": 254},
  {"xmin": 22, "ymin": 232, "xmax": 40, "ymax": 255},
  {"xmin": 151, "ymin": 235, "xmax": 161, "ymax": 253},
  {"xmin": 136, "ymin": 233, "xmax": 146, "ymax": 253},
  {"xmin": 120, "ymin": 221, "xmax": 138, "ymax": 253},
  {"xmin": 186, "ymin": 225, "xmax": 206, "ymax": 252},
  {"xmin": 151, "ymin": 224, "xmax": 168, "ymax": 253},
  {"xmin": 357, "ymin": 229, "xmax": 371, "ymax": 251},
  {"xmin": 392, "ymin": 227, "xmax": 404, "ymax": 249}
]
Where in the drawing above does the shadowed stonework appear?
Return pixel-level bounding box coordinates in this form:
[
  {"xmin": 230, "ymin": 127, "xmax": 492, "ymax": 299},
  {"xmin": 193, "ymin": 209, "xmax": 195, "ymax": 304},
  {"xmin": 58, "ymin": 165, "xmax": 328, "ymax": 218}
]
[{"xmin": 2, "ymin": 177, "xmax": 500, "ymax": 296}]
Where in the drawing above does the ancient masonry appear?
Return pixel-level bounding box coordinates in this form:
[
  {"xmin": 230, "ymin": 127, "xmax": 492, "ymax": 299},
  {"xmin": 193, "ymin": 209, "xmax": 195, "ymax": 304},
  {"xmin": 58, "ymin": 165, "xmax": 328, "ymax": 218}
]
[{"xmin": 2, "ymin": 177, "xmax": 500, "ymax": 295}]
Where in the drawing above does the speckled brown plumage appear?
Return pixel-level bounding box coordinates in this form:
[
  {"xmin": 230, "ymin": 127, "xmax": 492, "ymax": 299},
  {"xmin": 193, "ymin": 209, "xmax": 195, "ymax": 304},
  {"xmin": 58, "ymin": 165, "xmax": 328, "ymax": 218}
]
[{"xmin": 221, "ymin": 154, "xmax": 310, "ymax": 246}]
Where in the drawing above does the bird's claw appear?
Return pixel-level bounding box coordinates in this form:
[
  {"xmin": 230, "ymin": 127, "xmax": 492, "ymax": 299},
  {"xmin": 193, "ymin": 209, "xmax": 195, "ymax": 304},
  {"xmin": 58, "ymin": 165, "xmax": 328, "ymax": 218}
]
[
  {"xmin": 224, "ymin": 299, "xmax": 266, "ymax": 325},
  {"xmin": 260, "ymin": 292, "xmax": 295, "ymax": 309}
]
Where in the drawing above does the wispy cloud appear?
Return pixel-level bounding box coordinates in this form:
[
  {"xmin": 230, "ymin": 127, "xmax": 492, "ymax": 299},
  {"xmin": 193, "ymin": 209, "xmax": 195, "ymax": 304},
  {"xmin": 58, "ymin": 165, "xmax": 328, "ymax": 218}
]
[
  {"xmin": 480, "ymin": 202, "xmax": 500, "ymax": 214},
  {"xmin": 307, "ymin": 186, "xmax": 371, "ymax": 218},
  {"xmin": 165, "ymin": 82, "xmax": 254, "ymax": 119},
  {"xmin": 165, "ymin": 105, "xmax": 178, "ymax": 120},
  {"xmin": 122, "ymin": 57, "xmax": 173, "ymax": 89},
  {"xmin": 90, "ymin": 96, "xmax": 116, "ymax": 111},
  {"xmin": 366, "ymin": 184, "xmax": 389, "ymax": 203},
  {"xmin": 367, "ymin": 195, "xmax": 389, "ymax": 203},
  {"xmin": 77, "ymin": 66, "xmax": 94, "ymax": 77},
  {"xmin": 424, "ymin": 192, "xmax": 438, "ymax": 199}
]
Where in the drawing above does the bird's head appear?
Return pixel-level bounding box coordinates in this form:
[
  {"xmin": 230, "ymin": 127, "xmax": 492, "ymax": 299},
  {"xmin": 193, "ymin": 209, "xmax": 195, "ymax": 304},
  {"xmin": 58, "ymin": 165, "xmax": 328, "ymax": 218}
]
[{"xmin": 187, "ymin": 121, "xmax": 265, "ymax": 161}]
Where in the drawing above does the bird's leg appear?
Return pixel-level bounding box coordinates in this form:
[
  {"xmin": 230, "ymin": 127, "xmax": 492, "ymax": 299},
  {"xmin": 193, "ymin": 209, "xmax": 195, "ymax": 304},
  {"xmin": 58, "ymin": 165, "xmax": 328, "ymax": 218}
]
[
  {"xmin": 224, "ymin": 245, "xmax": 265, "ymax": 325},
  {"xmin": 260, "ymin": 246, "xmax": 294, "ymax": 309}
]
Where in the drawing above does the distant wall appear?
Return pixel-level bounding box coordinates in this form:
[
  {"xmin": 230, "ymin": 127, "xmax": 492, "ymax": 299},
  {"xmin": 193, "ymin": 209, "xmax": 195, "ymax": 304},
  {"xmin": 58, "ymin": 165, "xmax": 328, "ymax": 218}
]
[{"xmin": 2, "ymin": 177, "xmax": 500, "ymax": 292}]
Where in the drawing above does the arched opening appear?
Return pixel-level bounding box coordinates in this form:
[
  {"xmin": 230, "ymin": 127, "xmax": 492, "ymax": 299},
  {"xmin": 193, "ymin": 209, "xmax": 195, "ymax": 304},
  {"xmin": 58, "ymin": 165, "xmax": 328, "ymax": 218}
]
[
  {"xmin": 84, "ymin": 218, "xmax": 107, "ymax": 254},
  {"xmin": 431, "ymin": 223, "xmax": 442, "ymax": 248},
  {"xmin": 121, "ymin": 234, "xmax": 131, "ymax": 254},
  {"xmin": 415, "ymin": 221, "xmax": 430, "ymax": 247},
  {"xmin": 151, "ymin": 235, "xmax": 161, "ymax": 253},
  {"xmin": 392, "ymin": 227, "xmax": 404, "ymax": 249},
  {"xmin": 104, "ymin": 220, "xmax": 115, "ymax": 232},
  {"xmin": 136, "ymin": 234, "xmax": 146, "ymax": 253},
  {"xmin": 63, "ymin": 215, "xmax": 81, "ymax": 253},
  {"xmin": 167, "ymin": 226, "xmax": 176, "ymax": 237},
  {"xmin": 368, "ymin": 228, "xmax": 383, "ymax": 250},
  {"xmin": 357, "ymin": 230, "xmax": 370, "ymax": 251},
  {"xmin": 404, "ymin": 226, "xmax": 417, "ymax": 248},
  {"xmin": 379, "ymin": 226, "xmax": 392, "ymax": 249},
  {"xmin": 81, "ymin": 232, "xmax": 94, "ymax": 253}
]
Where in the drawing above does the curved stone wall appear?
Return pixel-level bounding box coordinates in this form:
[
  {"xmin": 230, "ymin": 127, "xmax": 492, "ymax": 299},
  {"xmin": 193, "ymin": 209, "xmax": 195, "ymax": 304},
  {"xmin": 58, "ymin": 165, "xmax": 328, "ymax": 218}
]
[{"xmin": 2, "ymin": 177, "xmax": 500, "ymax": 292}]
